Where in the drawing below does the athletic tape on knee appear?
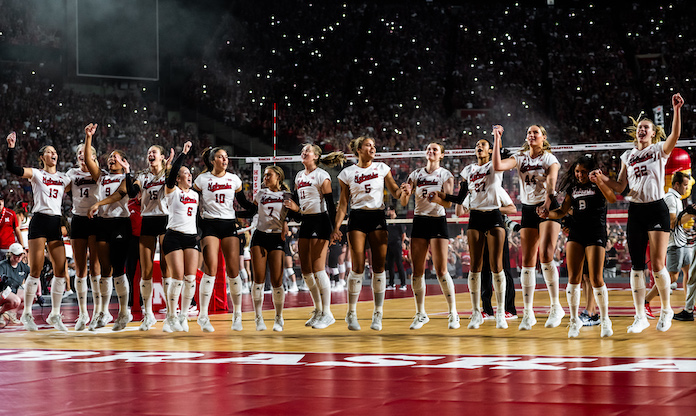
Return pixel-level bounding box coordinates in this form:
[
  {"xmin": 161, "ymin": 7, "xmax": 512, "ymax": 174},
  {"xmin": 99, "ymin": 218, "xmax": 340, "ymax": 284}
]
[
  {"xmin": 183, "ymin": 275, "xmax": 196, "ymax": 296},
  {"xmin": 372, "ymin": 272, "xmax": 386, "ymax": 293},
  {"xmin": 303, "ymin": 273, "xmax": 316, "ymax": 289},
  {"xmin": 630, "ymin": 269, "xmax": 646, "ymax": 290},
  {"xmin": 348, "ymin": 271, "xmax": 363, "ymax": 295},
  {"xmin": 412, "ymin": 274, "xmax": 425, "ymax": 293},
  {"xmin": 520, "ymin": 267, "xmax": 536, "ymax": 287}
]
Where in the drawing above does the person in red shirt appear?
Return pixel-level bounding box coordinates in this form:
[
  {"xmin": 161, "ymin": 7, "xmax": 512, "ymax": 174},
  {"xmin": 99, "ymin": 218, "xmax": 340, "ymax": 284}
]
[{"xmin": 0, "ymin": 194, "xmax": 24, "ymax": 258}]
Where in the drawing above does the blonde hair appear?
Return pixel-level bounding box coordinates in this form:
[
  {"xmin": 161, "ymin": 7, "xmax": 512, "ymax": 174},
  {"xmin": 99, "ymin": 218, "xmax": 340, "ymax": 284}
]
[
  {"xmin": 302, "ymin": 143, "xmax": 347, "ymax": 168},
  {"xmin": 626, "ymin": 115, "xmax": 666, "ymax": 145},
  {"xmin": 519, "ymin": 125, "xmax": 552, "ymax": 154},
  {"xmin": 76, "ymin": 143, "xmax": 97, "ymax": 157},
  {"xmin": 348, "ymin": 136, "xmax": 374, "ymax": 157},
  {"xmin": 264, "ymin": 165, "xmax": 290, "ymax": 191}
]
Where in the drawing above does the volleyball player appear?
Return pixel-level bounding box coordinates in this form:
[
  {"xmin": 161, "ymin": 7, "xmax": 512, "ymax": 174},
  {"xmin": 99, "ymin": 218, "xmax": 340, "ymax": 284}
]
[
  {"xmin": 492, "ymin": 124, "xmax": 565, "ymax": 330},
  {"xmin": 160, "ymin": 141, "xmax": 196, "ymax": 332},
  {"xmin": 332, "ymin": 136, "xmax": 403, "ymax": 331},
  {"xmin": 237, "ymin": 166, "xmax": 291, "ymax": 331},
  {"xmin": 284, "ymin": 143, "xmax": 345, "ymax": 329},
  {"xmin": 438, "ymin": 133, "xmax": 509, "ymax": 329},
  {"xmin": 595, "ymin": 93, "xmax": 684, "ymax": 333},
  {"xmin": 66, "ymin": 142, "xmax": 103, "ymax": 330},
  {"xmin": 6, "ymin": 132, "xmax": 71, "ymax": 332},
  {"xmin": 85, "ymin": 124, "xmax": 133, "ymax": 331},
  {"xmin": 399, "ymin": 143, "xmax": 459, "ymax": 330},
  {"xmin": 193, "ymin": 147, "xmax": 244, "ymax": 332},
  {"xmin": 544, "ymin": 155, "xmax": 616, "ymax": 338},
  {"xmin": 123, "ymin": 144, "xmax": 173, "ymax": 331}
]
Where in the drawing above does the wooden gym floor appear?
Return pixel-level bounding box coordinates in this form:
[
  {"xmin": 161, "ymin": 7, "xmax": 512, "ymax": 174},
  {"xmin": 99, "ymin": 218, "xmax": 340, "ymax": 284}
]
[{"xmin": 1, "ymin": 285, "xmax": 694, "ymax": 415}]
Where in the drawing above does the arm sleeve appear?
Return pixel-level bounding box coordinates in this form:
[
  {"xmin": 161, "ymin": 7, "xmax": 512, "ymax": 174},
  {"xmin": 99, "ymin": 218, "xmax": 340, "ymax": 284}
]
[
  {"xmin": 324, "ymin": 192, "xmax": 336, "ymax": 225},
  {"xmin": 6, "ymin": 148, "xmax": 24, "ymax": 176},
  {"xmin": 166, "ymin": 153, "xmax": 186, "ymax": 189},
  {"xmin": 444, "ymin": 180, "xmax": 468, "ymax": 204},
  {"xmin": 125, "ymin": 173, "xmax": 141, "ymax": 197},
  {"xmin": 285, "ymin": 191, "xmax": 303, "ymax": 222},
  {"xmin": 235, "ymin": 190, "xmax": 258, "ymax": 215}
]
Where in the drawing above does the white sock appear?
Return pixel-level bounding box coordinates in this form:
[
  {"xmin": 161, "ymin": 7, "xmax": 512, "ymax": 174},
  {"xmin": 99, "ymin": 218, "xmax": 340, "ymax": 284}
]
[
  {"xmin": 199, "ymin": 273, "xmax": 215, "ymax": 317},
  {"xmin": 252, "ymin": 282, "xmax": 264, "ymax": 317},
  {"xmin": 90, "ymin": 274, "xmax": 102, "ymax": 316},
  {"xmin": 23, "ymin": 276, "xmax": 40, "ymax": 315},
  {"xmin": 372, "ymin": 271, "xmax": 386, "ymax": 313},
  {"xmin": 541, "ymin": 262, "xmax": 560, "ymax": 306},
  {"xmin": 566, "ymin": 283, "xmax": 581, "ymax": 321},
  {"xmin": 592, "ymin": 284, "xmax": 609, "ymax": 319},
  {"xmin": 347, "ymin": 271, "xmax": 362, "ymax": 313},
  {"xmin": 167, "ymin": 280, "xmax": 183, "ymax": 318},
  {"xmin": 520, "ymin": 267, "xmax": 536, "ymax": 312},
  {"xmin": 50, "ymin": 276, "xmax": 66, "ymax": 315},
  {"xmin": 182, "ymin": 275, "xmax": 196, "ymax": 315},
  {"xmin": 412, "ymin": 274, "xmax": 426, "ymax": 314},
  {"xmin": 75, "ymin": 276, "xmax": 89, "ymax": 316},
  {"xmin": 227, "ymin": 275, "xmax": 243, "ymax": 314},
  {"xmin": 113, "ymin": 275, "xmax": 129, "ymax": 314},
  {"xmin": 653, "ymin": 267, "xmax": 672, "ymax": 312},
  {"xmin": 630, "ymin": 269, "xmax": 647, "ymax": 318},
  {"xmin": 468, "ymin": 272, "xmax": 481, "ymax": 312},
  {"xmin": 99, "ymin": 276, "xmax": 113, "ymax": 315},
  {"xmin": 492, "ymin": 271, "xmax": 506, "ymax": 316},
  {"xmin": 437, "ymin": 272, "xmax": 457, "ymax": 314},
  {"xmin": 272, "ymin": 286, "xmax": 284, "ymax": 317},
  {"xmin": 303, "ymin": 273, "xmax": 322, "ymax": 313},
  {"xmin": 140, "ymin": 279, "xmax": 153, "ymax": 315},
  {"xmin": 163, "ymin": 277, "xmax": 173, "ymax": 310},
  {"xmin": 314, "ymin": 270, "xmax": 332, "ymax": 315}
]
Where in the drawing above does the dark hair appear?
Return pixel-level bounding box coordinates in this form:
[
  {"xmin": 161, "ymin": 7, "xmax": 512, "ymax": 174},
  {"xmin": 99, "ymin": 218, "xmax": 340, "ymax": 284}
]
[
  {"xmin": 673, "ymin": 171, "xmax": 691, "ymax": 186},
  {"xmin": 200, "ymin": 146, "xmax": 225, "ymax": 174},
  {"xmin": 558, "ymin": 154, "xmax": 597, "ymax": 192}
]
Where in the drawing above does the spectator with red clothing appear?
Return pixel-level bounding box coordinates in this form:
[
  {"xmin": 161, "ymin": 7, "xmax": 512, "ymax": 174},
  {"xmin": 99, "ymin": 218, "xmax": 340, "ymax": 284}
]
[{"xmin": 0, "ymin": 194, "xmax": 24, "ymax": 258}]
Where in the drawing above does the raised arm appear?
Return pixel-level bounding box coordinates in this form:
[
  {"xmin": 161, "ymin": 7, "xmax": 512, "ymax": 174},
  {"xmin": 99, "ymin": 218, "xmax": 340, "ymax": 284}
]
[
  {"xmin": 83, "ymin": 124, "xmax": 102, "ymax": 180},
  {"xmin": 663, "ymin": 93, "xmax": 685, "ymax": 155},
  {"xmin": 165, "ymin": 141, "xmax": 192, "ymax": 194},
  {"xmin": 5, "ymin": 132, "xmax": 32, "ymax": 179},
  {"xmin": 491, "ymin": 125, "xmax": 517, "ymax": 172}
]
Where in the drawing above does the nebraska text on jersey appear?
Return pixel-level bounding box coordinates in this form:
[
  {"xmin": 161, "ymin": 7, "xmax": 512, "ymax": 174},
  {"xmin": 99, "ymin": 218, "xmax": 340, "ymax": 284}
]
[
  {"xmin": 355, "ymin": 172, "xmax": 379, "ymax": 184},
  {"xmin": 208, "ymin": 182, "xmax": 234, "ymax": 191},
  {"xmin": 180, "ymin": 195, "xmax": 198, "ymax": 204}
]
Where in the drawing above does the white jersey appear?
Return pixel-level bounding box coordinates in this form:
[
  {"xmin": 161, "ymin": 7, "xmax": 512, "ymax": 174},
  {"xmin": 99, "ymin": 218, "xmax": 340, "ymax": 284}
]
[
  {"xmin": 338, "ymin": 162, "xmax": 391, "ymax": 210},
  {"xmin": 98, "ymin": 173, "xmax": 129, "ymax": 218},
  {"xmin": 461, "ymin": 161, "xmax": 503, "ymax": 211},
  {"xmin": 194, "ymin": 171, "xmax": 242, "ymax": 220},
  {"xmin": 166, "ymin": 187, "xmax": 198, "ymax": 235},
  {"xmin": 463, "ymin": 186, "xmax": 513, "ymax": 210},
  {"xmin": 66, "ymin": 167, "xmax": 101, "ymax": 217},
  {"xmin": 664, "ymin": 187, "xmax": 683, "ymax": 247},
  {"xmin": 295, "ymin": 168, "xmax": 330, "ymax": 215},
  {"xmin": 407, "ymin": 167, "xmax": 453, "ymax": 217},
  {"xmin": 137, "ymin": 171, "xmax": 168, "ymax": 216},
  {"xmin": 621, "ymin": 142, "xmax": 668, "ymax": 203},
  {"xmin": 30, "ymin": 168, "xmax": 70, "ymax": 216},
  {"xmin": 512, "ymin": 151, "xmax": 559, "ymax": 205},
  {"xmin": 254, "ymin": 188, "xmax": 288, "ymax": 233}
]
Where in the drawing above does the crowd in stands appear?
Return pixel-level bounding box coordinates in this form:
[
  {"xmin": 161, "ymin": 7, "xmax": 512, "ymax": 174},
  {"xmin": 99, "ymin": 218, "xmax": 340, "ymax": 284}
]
[{"xmin": 1, "ymin": 0, "xmax": 695, "ymax": 282}]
